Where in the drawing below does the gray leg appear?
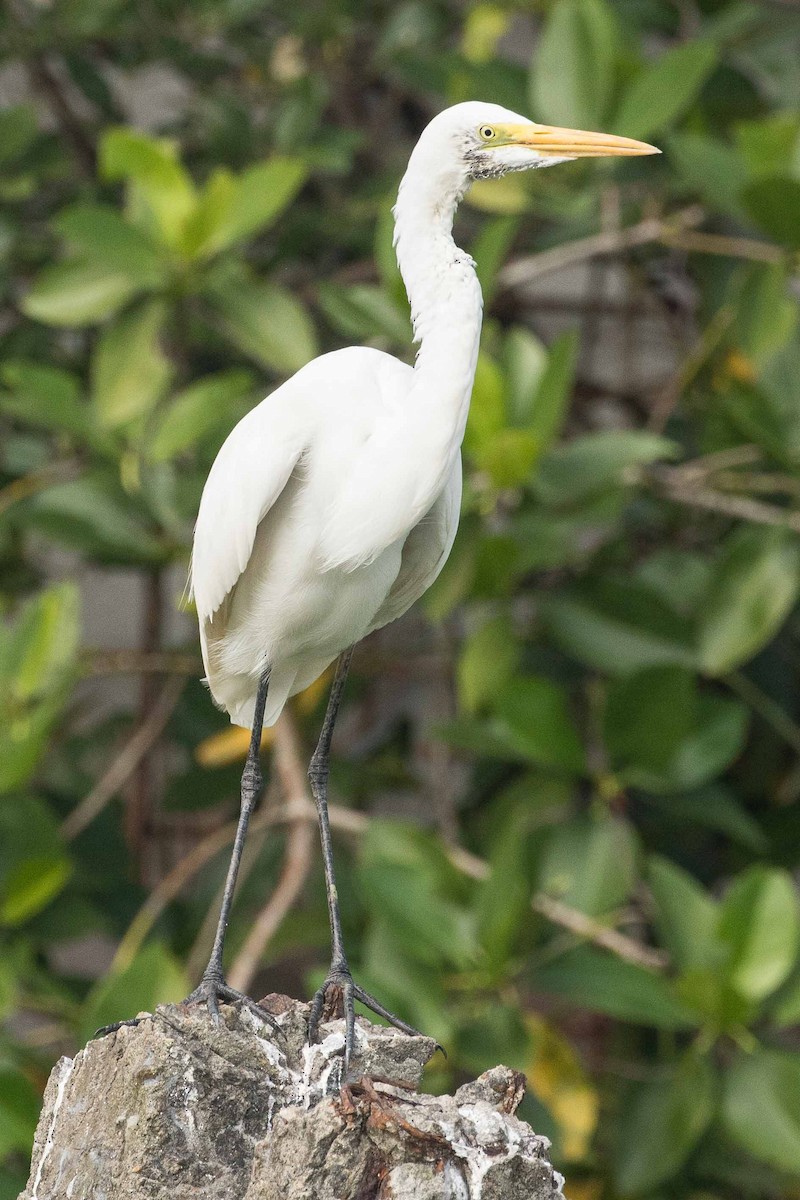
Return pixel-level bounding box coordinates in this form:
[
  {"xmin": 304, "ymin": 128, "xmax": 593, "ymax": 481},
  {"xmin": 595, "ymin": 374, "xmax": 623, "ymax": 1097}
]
[
  {"xmin": 306, "ymin": 648, "xmax": 423, "ymax": 1078},
  {"xmin": 184, "ymin": 669, "xmax": 280, "ymax": 1032}
]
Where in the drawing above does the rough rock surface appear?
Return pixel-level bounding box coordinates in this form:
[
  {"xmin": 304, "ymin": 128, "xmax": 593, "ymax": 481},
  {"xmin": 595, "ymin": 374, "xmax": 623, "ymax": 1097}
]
[{"xmin": 20, "ymin": 994, "xmax": 564, "ymax": 1200}]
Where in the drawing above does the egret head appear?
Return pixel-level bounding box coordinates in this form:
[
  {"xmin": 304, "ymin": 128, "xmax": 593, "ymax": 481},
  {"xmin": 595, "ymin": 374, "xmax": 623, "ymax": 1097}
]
[{"xmin": 414, "ymin": 101, "xmax": 659, "ymax": 187}]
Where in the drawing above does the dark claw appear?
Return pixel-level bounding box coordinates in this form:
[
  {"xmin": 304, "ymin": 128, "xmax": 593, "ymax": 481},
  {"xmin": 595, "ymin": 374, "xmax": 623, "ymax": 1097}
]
[
  {"xmin": 93, "ymin": 1016, "xmax": 143, "ymax": 1039},
  {"xmin": 308, "ymin": 966, "xmax": 439, "ymax": 1080},
  {"xmin": 183, "ymin": 974, "xmax": 282, "ymax": 1036}
]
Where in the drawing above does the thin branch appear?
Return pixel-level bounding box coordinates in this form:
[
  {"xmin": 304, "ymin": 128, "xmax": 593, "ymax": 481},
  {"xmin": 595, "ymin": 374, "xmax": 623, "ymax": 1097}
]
[
  {"xmin": 531, "ymin": 893, "xmax": 668, "ymax": 971},
  {"xmin": 228, "ymin": 714, "xmax": 316, "ymax": 992},
  {"xmin": 497, "ymin": 206, "xmax": 705, "ymax": 291},
  {"xmin": 651, "ymin": 465, "xmax": 800, "ymax": 533},
  {"xmin": 0, "ymin": 464, "xmax": 77, "ymax": 518},
  {"xmin": 25, "ymin": 55, "xmax": 95, "ymax": 177},
  {"xmin": 111, "ymin": 786, "xmax": 657, "ymax": 978},
  {"xmin": 61, "ymin": 677, "xmax": 184, "ymax": 841},
  {"xmin": 662, "ymin": 227, "xmax": 785, "ymax": 264},
  {"xmin": 726, "ymin": 670, "xmax": 800, "ymax": 758},
  {"xmin": 81, "ymin": 650, "xmax": 201, "ymax": 677}
]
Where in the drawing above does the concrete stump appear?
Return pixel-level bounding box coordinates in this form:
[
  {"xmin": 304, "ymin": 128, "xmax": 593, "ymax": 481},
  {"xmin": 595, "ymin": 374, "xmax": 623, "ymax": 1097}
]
[{"xmin": 20, "ymin": 995, "xmax": 564, "ymax": 1200}]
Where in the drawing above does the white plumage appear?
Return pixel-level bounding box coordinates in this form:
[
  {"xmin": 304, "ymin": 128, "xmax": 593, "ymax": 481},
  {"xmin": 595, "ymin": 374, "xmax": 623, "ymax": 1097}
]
[{"xmin": 190, "ymin": 101, "xmax": 658, "ymax": 731}]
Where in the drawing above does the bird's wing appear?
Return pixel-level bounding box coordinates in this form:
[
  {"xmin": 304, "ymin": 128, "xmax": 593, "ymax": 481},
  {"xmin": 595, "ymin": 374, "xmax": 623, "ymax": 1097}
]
[
  {"xmin": 369, "ymin": 454, "xmax": 462, "ymax": 633},
  {"xmin": 190, "ymin": 385, "xmax": 307, "ymax": 623}
]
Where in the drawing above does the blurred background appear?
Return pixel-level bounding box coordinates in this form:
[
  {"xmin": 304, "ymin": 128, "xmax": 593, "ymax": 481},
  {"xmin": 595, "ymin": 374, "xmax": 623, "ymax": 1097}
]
[{"xmin": 3, "ymin": 0, "xmax": 800, "ymax": 1195}]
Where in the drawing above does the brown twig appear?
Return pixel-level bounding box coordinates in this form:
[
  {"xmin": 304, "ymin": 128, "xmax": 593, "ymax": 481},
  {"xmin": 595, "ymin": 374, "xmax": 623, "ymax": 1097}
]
[
  {"xmin": 662, "ymin": 227, "xmax": 785, "ymax": 264},
  {"xmin": 497, "ymin": 206, "xmax": 705, "ymax": 292},
  {"xmin": 228, "ymin": 714, "xmax": 316, "ymax": 992},
  {"xmin": 111, "ymin": 786, "xmax": 657, "ymax": 978},
  {"xmin": 531, "ymin": 893, "xmax": 668, "ymax": 970},
  {"xmin": 81, "ymin": 650, "xmax": 201, "ymax": 677},
  {"xmin": 25, "ymin": 55, "xmax": 95, "ymax": 177},
  {"xmin": 651, "ymin": 465, "xmax": 800, "ymax": 533},
  {"xmin": 61, "ymin": 677, "xmax": 184, "ymax": 841},
  {"xmin": 124, "ymin": 570, "xmax": 164, "ymax": 875}
]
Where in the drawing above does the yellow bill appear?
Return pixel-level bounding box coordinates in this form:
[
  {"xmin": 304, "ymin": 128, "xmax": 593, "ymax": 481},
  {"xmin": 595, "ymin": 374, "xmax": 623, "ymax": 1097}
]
[{"xmin": 501, "ymin": 122, "xmax": 660, "ymax": 158}]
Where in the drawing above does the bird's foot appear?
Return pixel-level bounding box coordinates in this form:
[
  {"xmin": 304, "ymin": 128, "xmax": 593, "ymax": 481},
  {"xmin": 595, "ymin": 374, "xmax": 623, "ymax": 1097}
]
[
  {"xmin": 183, "ymin": 969, "xmax": 282, "ymax": 1035},
  {"xmin": 307, "ymin": 963, "xmax": 427, "ymax": 1080},
  {"xmin": 93, "ymin": 1016, "xmax": 143, "ymax": 1039}
]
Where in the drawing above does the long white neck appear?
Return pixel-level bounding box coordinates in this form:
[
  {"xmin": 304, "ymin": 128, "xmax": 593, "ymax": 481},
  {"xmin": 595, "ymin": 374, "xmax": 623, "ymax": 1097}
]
[
  {"xmin": 318, "ymin": 140, "xmax": 483, "ymax": 571},
  {"xmin": 393, "ymin": 155, "xmax": 484, "ymax": 457}
]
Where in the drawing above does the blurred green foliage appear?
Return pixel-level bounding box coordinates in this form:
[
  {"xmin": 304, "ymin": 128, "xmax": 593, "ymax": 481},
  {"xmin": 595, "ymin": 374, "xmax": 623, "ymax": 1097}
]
[{"xmin": 2, "ymin": 0, "xmax": 800, "ymax": 1197}]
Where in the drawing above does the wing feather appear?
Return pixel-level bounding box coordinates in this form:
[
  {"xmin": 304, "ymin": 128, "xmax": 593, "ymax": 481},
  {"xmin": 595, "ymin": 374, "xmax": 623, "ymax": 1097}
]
[
  {"xmin": 190, "ymin": 388, "xmax": 306, "ymax": 622},
  {"xmin": 370, "ymin": 456, "xmax": 462, "ymax": 632}
]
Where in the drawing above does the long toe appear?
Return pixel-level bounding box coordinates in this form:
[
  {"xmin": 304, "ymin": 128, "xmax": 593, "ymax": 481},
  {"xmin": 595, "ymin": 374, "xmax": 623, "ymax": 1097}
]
[
  {"xmin": 93, "ymin": 1016, "xmax": 142, "ymax": 1039},
  {"xmin": 308, "ymin": 970, "xmax": 442, "ymax": 1074},
  {"xmin": 352, "ymin": 984, "xmax": 426, "ymax": 1038},
  {"xmin": 183, "ymin": 977, "xmax": 282, "ymax": 1036}
]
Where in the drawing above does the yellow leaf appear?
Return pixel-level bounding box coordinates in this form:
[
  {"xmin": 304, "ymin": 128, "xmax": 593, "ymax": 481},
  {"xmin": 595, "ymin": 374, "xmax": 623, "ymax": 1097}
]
[
  {"xmin": 718, "ymin": 348, "xmax": 756, "ymax": 386},
  {"xmin": 462, "ymin": 5, "xmax": 511, "ymax": 63},
  {"xmin": 561, "ymin": 1180, "xmax": 603, "ymax": 1200},
  {"xmin": 466, "ymin": 176, "xmax": 532, "ymax": 215},
  {"xmin": 525, "ymin": 1015, "xmax": 599, "ymax": 1162},
  {"xmin": 194, "ymin": 666, "xmax": 334, "ymax": 767},
  {"xmin": 195, "ymin": 724, "xmax": 273, "ymax": 768}
]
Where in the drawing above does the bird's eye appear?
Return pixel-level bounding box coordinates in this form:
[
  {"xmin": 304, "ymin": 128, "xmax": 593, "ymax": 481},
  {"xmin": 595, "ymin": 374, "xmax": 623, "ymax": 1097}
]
[{"xmin": 479, "ymin": 125, "xmax": 497, "ymax": 141}]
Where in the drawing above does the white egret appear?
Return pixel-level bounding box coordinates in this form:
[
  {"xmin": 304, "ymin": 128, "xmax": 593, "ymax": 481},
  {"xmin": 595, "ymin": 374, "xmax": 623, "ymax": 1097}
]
[{"xmin": 186, "ymin": 101, "xmax": 658, "ymax": 1070}]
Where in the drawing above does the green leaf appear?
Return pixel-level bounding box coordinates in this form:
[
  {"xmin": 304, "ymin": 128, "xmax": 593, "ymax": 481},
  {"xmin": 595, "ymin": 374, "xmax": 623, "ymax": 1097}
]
[
  {"xmin": 2, "ymin": 583, "xmax": 80, "ymax": 701},
  {"xmin": 492, "ymin": 675, "xmax": 586, "ymax": 772},
  {"xmin": 642, "ymin": 785, "xmax": 767, "ymax": 852},
  {"xmin": 534, "ymin": 946, "xmax": 701, "ymax": 1029},
  {"xmin": 0, "ymin": 362, "xmax": 87, "ymax": 438},
  {"xmin": 718, "ymin": 867, "xmax": 800, "ymax": 1001},
  {"xmin": 55, "ymin": 203, "xmax": 166, "ymax": 284},
  {"xmin": 477, "ymin": 812, "xmax": 532, "ymax": 969},
  {"xmin": 0, "ymin": 698, "xmax": 64, "ymax": 794},
  {"xmin": 207, "ymin": 273, "xmax": 318, "ymax": 374},
  {"xmin": 56, "ymin": 0, "xmax": 128, "ymax": 36},
  {"xmin": 735, "ymin": 113, "xmax": 800, "ymax": 180},
  {"xmin": 0, "ymin": 105, "xmax": 37, "ymax": 168},
  {"xmin": 503, "ymin": 326, "xmax": 548, "ymax": 427},
  {"xmin": 614, "ymin": 40, "xmax": 718, "ymax": 142},
  {"xmin": 184, "ymin": 157, "xmax": 308, "ymax": 259},
  {"xmin": 0, "ymin": 854, "xmax": 72, "ymax": 926},
  {"xmin": 0, "ymin": 1068, "xmax": 40, "ymax": 1157},
  {"xmin": 734, "ymin": 264, "xmax": 797, "ymax": 367},
  {"xmin": 605, "ymin": 666, "xmax": 695, "ymax": 775},
  {"xmin": 100, "ymin": 127, "xmax": 196, "ymax": 248},
  {"xmin": 535, "ymin": 431, "xmax": 677, "ymax": 506},
  {"xmin": 526, "ymin": 329, "xmax": 578, "ymax": 454},
  {"xmin": 478, "ymin": 428, "xmax": 540, "ymax": 488},
  {"xmin": 21, "ymin": 258, "xmax": 150, "ymax": 326},
  {"xmin": 538, "ymin": 816, "xmax": 638, "ymax": 917},
  {"xmin": 465, "ymin": 352, "xmax": 506, "ymax": 453},
  {"xmin": 668, "ymin": 133, "xmax": 750, "ymax": 218},
  {"xmin": 317, "ymin": 281, "xmax": 410, "ymax": 344},
  {"xmin": 357, "ymin": 822, "xmax": 477, "ymax": 970},
  {"xmin": 627, "ymin": 694, "xmax": 749, "ymax": 795},
  {"xmin": 742, "ymin": 177, "xmax": 800, "ymax": 250},
  {"xmin": 531, "ymin": 0, "xmax": 620, "ymax": 129},
  {"xmin": 543, "ymin": 579, "xmax": 695, "ymax": 675},
  {"xmin": 22, "ymin": 474, "xmax": 165, "ymax": 563},
  {"xmin": 458, "ymin": 614, "xmax": 518, "ymax": 713},
  {"xmin": 698, "ymin": 527, "xmax": 800, "ymax": 675},
  {"xmin": 648, "ymin": 856, "xmax": 719, "ymax": 972},
  {"xmin": 614, "ymin": 1051, "xmax": 716, "ymax": 1195},
  {"xmin": 147, "ymin": 369, "xmax": 254, "ymax": 461},
  {"xmin": 80, "ymin": 942, "xmax": 189, "ymax": 1044},
  {"xmin": 658, "ymin": 695, "xmax": 748, "ymax": 791},
  {"xmin": 472, "ymin": 215, "xmax": 520, "ymax": 301},
  {"xmin": 722, "ymin": 1049, "xmax": 800, "ymax": 1175},
  {"xmin": 92, "ymin": 300, "xmax": 172, "ymax": 429}
]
